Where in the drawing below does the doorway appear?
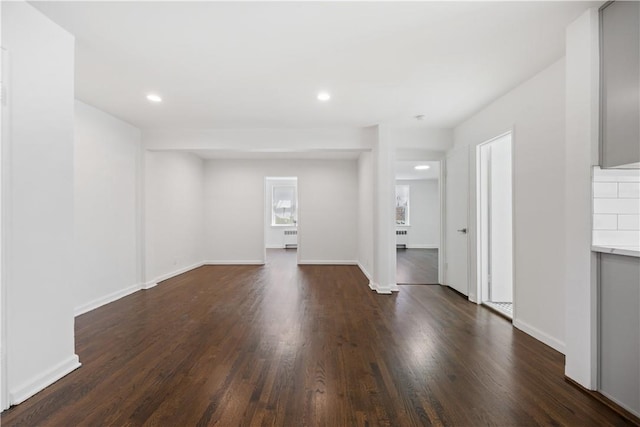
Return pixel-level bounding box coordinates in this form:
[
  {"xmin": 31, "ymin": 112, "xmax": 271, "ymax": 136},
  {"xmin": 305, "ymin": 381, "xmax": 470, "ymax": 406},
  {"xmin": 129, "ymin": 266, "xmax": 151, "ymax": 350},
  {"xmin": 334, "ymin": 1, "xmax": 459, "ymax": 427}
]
[
  {"xmin": 476, "ymin": 133, "xmax": 514, "ymax": 318},
  {"xmin": 395, "ymin": 161, "xmax": 442, "ymax": 284},
  {"xmin": 264, "ymin": 177, "xmax": 298, "ymax": 264}
]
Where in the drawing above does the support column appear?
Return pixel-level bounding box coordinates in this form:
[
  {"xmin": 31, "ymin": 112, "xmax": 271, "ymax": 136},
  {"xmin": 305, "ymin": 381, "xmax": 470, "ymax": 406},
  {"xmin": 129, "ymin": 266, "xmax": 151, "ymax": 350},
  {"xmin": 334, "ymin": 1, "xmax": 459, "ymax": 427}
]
[
  {"xmin": 564, "ymin": 8, "xmax": 599, "ymax": 389},
  {"xmin": 371, "ymin": 125, "xmax": 398, "ymax": 294}
]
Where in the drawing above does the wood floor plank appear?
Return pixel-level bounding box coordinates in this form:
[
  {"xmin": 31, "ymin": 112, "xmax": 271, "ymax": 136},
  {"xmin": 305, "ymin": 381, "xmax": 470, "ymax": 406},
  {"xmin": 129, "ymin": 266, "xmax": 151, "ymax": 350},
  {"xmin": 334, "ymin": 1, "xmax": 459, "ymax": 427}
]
[
  {"xmin": 397, "ymin": 248, "xmax": 439, "ymax": 285},
  {"xmin": 0, "ymin": 249, "xmax": 634, "ymax": 426}
]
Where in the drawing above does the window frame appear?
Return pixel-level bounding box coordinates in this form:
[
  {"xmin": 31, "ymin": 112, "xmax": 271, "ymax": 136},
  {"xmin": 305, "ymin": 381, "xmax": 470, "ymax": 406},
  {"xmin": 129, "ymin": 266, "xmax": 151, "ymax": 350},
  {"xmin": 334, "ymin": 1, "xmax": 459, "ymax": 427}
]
[
  {"xmin": 271, "ymin": 184, "xmax": 298, "ymax": 227},
  {"xmin": 395, "ymin": 184, "xmax": 410, "ymax": 226}
]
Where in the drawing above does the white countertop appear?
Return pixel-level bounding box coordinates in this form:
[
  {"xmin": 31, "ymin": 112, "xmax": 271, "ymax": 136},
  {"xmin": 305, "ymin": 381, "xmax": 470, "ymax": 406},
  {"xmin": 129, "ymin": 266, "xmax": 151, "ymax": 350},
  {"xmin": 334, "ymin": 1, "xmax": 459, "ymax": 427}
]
[{"xmin": 592, "ymin": 245, "xmax": 640, "ymax": 258}]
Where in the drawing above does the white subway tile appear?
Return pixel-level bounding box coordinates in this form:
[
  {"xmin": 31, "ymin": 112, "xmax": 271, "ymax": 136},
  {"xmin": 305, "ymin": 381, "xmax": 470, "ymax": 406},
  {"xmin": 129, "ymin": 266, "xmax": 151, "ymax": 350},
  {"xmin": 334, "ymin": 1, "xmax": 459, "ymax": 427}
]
[
  {"xmin": 618, "ymin": 183, "xmax": 640, "ymax": 198},
  {"xmin": 593, "ymin": 214, "xmax": 618, "ymax": 230},
  {"xmin": 593, "ymin": 167, "xmax": 640, "ymax": 182},
  {"xmin": 593, "ymin": 198, "xmax": 640, "ymax": 214},
  {"xmin": 618, "ymin": 214, "xmax": 640, "ymax": 230},
  {"xmin": 593, "ymin": 230, "xmax": 640, "ymax": 246},
  {"xmin": 593, "ymin": 182, "xmax": 618, "ymax": 198}
]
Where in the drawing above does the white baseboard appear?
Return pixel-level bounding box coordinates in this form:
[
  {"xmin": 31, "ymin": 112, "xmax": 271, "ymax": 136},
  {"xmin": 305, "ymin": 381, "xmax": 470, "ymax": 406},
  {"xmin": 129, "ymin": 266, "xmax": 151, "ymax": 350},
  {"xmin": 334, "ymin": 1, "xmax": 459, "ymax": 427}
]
[
  {"xmin": 145, "ymin": 261, "xmax": 205, "ymax": 289},
  {"xmin": 406, "ymin": 244, "xmax": 439, "ymax": 249},
  {"xmin": 513, "ymin": 318, "xmax": 566, "ymax": 354},
  {"xmin": 142, "ymin": 281, "xmax": 158, "ymax": 290},
  {"xmin": 370, "ymin": 282, "xmax": 398, "ymax": 294},
  {"xmin": 358, "ymin": 263, "xmax": 372, "ymax": 281},
  {"xmin": 74, "ymin": 283, "xmax": 142, "ymax": 317},
  {"xmin": 374, "ymin": 285, "xmax": 393, "ymax": 294},
  {"xmin": 9, "ymin": 354, "xmax": 81, "ymax": 405},
  {"xmin": 298, "ymin": 260, "xmax": 358, "ymax": 265},
  {"xmin": 204, "ymin": 260, "xmax": 265, "ymax": 265}
]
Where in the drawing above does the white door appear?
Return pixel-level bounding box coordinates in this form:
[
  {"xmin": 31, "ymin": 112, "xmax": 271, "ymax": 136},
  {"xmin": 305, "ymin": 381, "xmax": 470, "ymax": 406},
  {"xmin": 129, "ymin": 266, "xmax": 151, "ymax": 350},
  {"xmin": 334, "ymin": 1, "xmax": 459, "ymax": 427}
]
[
  {"xmin": 445, "ymin": 147, "xmax": 469, "ymax": 295},
  {"xmin": 488, "ymin": 136, "xmax": 513, "ymax": 302}
]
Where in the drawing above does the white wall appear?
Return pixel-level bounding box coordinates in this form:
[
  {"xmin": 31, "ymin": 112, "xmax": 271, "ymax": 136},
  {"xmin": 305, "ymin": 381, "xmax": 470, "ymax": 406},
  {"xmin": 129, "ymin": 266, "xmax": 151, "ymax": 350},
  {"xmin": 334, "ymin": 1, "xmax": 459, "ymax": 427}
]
[
  {"xmin": 74, "ymin": 101, "xmax": 142, "ymax": 315},
  {"xmin": 389, "ymin": 127, "xmax": 453, "ymax": 151},
  {"xmin": 2, "ymin": 1, "xmax": 79, "ymax": 405},
  {"xmin": 396, "ymin": 179, "xmax": 440, "ymax": 248},
  {"xmin": 264, "ymin": 177, "xmax": 297, "ymax": 249},
  {"xmin": 452, "ymin": 59, "xmax": 567, "ymax": 353},
  {"xmin": 358, "ymin": 152, "xmax": 374, "ymax": 279},
  {"xmin": 145, "ymin": 151, "xmax": 205, "ymax": 285},
  {"xmin": 143, "ymin": 128, "xmax": 375, "ymax": 151},
  {"xmin": 564, "ymin": 7, "xmax": 600, "ymax": 389},
  {"xmin": 204, "ymin": 159, "xmax": 358, "ymax": 264}
]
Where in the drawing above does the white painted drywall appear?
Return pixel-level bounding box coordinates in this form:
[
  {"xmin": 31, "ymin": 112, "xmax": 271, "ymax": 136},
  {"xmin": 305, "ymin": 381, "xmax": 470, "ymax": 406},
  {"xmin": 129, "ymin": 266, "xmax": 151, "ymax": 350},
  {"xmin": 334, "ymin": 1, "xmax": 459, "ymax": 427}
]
[
  {"xmin": 2, "ymin": 1, "xmax": 80, "ymax": 404},
  {"xmin": 264, "ymin": 177, "xmax": 297, "ymax": 248},
  {"xmin": 204, "ymin": 159, "xmax": 358, "ymax": 264},
  {"xmin": 142, "ymin": 126, "xmax": 453, "ymax": 153},
  {"xmin": 389, "ymin": 127, "xmax": 453, "ymax": 151},
  {"xmin": 358, "ymin": 152, "xmax": 374, "ymax": 280},
  {"xmin": 564, "ymin": 7, "xmax": 600, "ymax": 389},
  {"xmin": 372, "ymin": 126, "xmax": 398, "ymax": 293},
  {"xmin": 74, "ymin": 101, "xmax": 142, "ymax": 315},
  {"xmin": 145, "ymin": 151, "xmax": 205, "ymax": 285},
  {"xmin": 396, "ymin": 179, "xmax": 440, "ymax": 248},
  {"xmin": 452, "ymin": 59, "xmax": 567, "ymax": 353},
  {"xmin": 143, "ymin": 128, "xmax": 375, "ymax": 151}
]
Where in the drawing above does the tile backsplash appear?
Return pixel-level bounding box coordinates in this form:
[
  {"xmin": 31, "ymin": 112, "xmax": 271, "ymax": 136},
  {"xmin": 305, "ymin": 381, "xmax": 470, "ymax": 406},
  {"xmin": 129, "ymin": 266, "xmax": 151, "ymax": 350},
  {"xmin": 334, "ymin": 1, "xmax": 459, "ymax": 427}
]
[{"xmin": 593, "ymin": 167, "xmax": 640, "ymax": 247}]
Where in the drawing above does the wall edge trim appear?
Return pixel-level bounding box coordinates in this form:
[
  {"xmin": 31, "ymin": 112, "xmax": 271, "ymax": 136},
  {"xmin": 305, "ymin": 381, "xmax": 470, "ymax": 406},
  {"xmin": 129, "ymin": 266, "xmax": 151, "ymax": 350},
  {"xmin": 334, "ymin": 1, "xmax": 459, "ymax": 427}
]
[
  {"xmin": 9, "ymin": 354, "xmax": 81, "ymax": 406},
  {"xmin": 203, "ymin": 260, "xmax": 265, "ymax": 265},
  {"xmin": 74, "ymin": 283, "xmax": 142, "ymax": 317},
  {"xmin": 513, "ymin": 318, "xmax": 566, "ymax": 354},
  {"xmin": 298, "ymin": 260, "xmax": 358, "ymax": 265}
]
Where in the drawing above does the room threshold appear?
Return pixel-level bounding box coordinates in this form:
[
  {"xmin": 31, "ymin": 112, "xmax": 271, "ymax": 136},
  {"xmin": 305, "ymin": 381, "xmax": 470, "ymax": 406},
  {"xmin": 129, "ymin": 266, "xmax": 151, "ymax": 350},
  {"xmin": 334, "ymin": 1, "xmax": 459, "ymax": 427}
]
[{"xmin": 483, "ymin": 301, "xmax": 513, "ymax": 320}]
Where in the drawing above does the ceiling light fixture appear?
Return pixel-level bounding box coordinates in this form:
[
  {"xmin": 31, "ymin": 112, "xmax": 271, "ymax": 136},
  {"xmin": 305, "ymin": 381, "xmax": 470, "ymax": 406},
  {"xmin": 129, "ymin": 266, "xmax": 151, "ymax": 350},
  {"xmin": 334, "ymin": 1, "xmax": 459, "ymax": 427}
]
[
  {"xmin": 415, "ymin": 115, "xmax": 425, "ymax": 120},
  {"xmin": 317, "ymin": 92, "xmax": 331, "ymax": 101},
  {"xmin": 414, "ymin": 165, "xmax": 430, "ymax": 170},
  {"xmin": 146, "ymin": 93, "xmax": 162, "ymax": 103}
]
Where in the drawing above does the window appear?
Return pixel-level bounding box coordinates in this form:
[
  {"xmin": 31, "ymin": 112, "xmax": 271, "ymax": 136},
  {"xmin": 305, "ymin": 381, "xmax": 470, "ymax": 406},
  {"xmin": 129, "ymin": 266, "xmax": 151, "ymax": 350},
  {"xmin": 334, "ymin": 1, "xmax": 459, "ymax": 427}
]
[
  {"xmin": 396, "ymin": 185, "xmax": 410, "ymax": 225},
  {"xmin": 272, "ymin": 185, "xmax": 297, "ymax": 226}
]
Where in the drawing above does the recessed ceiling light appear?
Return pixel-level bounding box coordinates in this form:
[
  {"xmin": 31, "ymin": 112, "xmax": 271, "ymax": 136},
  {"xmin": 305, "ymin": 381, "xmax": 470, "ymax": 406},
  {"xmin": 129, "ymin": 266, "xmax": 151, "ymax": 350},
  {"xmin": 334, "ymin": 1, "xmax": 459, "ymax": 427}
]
[
  {"xmin": 317, "ymin": 92, "xmax": 331, "ymax": 101},
  {"xmin": 414, "ymin": 165, "xmax": 430, "ymax": 170},
  {"xmin": 146, "ymin": 94, "xmax": 162, "ymax": 103}
]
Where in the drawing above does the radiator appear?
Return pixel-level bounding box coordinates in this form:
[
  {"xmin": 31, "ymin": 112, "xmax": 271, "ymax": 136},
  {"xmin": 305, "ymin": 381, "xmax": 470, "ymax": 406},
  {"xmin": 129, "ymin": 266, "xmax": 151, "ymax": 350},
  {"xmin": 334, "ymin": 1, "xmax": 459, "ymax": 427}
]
[
  {"xmin": 284, "ymin": 229, "xmax": 298, "ymax": 248},
  {"xmin": 396, "ymin": 229, "xmax": 408, "ymax": 247}
]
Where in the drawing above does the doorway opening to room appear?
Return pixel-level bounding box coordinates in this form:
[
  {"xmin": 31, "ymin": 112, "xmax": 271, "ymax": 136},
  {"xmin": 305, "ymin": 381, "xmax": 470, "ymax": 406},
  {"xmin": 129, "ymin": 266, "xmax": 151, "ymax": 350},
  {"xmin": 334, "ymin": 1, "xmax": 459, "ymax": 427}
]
[
  {"xmin": 395, "ymin": 161, "xmax": 442, "ymax": 285},
  {"xmin": 476, "ymin": 133, "xmax": 514, "ymax": 319},
  {"xmin": 264, "ymin": 177, "xmax": 298, "ymax": 265}
]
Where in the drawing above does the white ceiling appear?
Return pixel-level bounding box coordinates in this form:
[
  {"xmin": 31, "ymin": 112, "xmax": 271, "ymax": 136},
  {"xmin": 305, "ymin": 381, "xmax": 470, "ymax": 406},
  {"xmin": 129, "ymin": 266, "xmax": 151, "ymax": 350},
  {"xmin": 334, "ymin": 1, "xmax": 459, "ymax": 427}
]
[
  {"xmin": 396, "ymin": 161, "xmax": 440, "ymax": 181},
  {"xmin": 31, "ymin": 1, "xmax": 597, "ymax": 130}
]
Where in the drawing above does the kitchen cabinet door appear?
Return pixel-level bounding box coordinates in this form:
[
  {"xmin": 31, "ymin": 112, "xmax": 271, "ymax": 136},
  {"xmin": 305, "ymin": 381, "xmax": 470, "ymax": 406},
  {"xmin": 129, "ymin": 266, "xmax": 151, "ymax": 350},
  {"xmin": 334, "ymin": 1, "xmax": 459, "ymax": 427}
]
[{"xmin": 600, "ymin": 1, "xmax": 640, "ymax": 168}]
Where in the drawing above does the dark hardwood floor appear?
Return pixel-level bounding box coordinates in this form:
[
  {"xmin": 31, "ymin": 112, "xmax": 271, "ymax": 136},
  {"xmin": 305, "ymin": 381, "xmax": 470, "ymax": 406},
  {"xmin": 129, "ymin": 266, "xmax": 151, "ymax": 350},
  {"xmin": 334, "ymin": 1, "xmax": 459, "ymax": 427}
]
[
  {"xmin": 397, "ymin": 248, "xmax": 439, "ymax": 284},
  {"xmin": 1, "ymin": 249, "xmax": 632, "ymax": 426}
]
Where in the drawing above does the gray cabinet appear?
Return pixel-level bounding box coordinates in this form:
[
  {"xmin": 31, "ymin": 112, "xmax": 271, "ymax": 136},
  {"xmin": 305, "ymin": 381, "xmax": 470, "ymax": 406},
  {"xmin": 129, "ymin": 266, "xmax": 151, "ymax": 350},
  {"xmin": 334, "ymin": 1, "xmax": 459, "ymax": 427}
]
[
  {"xmin": 599, "ymin": 253, "xmax": 640, "ymax": 416},
  {"xmin": 600, "ymin": 1, "xmax": 640, "ymax": 169}
]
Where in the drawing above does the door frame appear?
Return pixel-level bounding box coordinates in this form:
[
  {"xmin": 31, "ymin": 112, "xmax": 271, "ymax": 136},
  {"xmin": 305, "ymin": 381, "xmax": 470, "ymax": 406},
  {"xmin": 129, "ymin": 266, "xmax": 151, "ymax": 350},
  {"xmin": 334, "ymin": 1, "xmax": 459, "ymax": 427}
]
[
  {"xmin": 474, "ymin": 131, "xmax": 516, "ymax": 317},
  {"xmin": 394, "ymin": 155, "xmax": 446, "ymax": 285},
  {"xmin": 1, "ymin": 47, "xmax": 10, "ymax": 411},
  {"xmin": 263, "ymin": 176, "xmax": 299, "ymax": 264}
]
